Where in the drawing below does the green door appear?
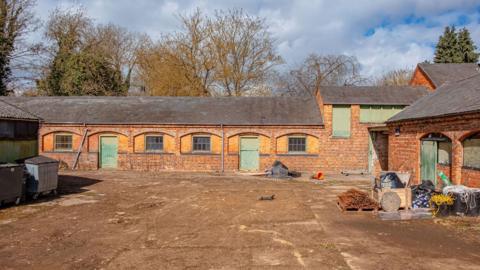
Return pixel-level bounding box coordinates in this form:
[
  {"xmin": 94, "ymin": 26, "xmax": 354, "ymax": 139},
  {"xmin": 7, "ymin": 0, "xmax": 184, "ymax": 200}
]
[
  {"xmin": 100, "ymin": 136, "xmax": 118, "ymax": 169},
  {"xmin": 368, "ymin": 132, "xmax": 375, "ymax": 173},
  {"xmin": 421, "ymin": 140, "xmax": 437, "ymax": 185},
  {"xmin": 240, "ymin": 137, "xmax": 259, "ymax": 171}
]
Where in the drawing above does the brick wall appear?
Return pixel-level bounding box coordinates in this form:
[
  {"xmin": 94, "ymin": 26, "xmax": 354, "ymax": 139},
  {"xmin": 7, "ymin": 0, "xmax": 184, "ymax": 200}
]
[
  {"xmin": 462, "ymin": 168, "xmax": 480, "ymax": 187},
  {"xmin": 409, "ymin": 66, "xmax": 436, "ymax": 91},
  {"xmin": 387, "ymin": 113, "xmax": 480, "ymax": 187},
  {"xmin": 317, "ymin": 104, "xmax": 383, "ymax": 173},
  {"xmin": 38, "ymin": 124, "xmax": 325, "ymax": 172}
]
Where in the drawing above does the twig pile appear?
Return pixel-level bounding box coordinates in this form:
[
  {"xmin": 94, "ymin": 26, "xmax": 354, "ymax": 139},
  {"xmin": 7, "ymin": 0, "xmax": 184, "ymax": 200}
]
[{"xmin": 337, "ymin": 189, "xmax": 379, "ymax": 211}]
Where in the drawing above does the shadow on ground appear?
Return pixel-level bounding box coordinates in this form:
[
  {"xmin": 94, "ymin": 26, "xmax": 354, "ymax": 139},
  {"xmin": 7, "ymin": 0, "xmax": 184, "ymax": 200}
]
[{"xmin": 57, "ymin": 174, "xmax": 102, "ymax": 195}]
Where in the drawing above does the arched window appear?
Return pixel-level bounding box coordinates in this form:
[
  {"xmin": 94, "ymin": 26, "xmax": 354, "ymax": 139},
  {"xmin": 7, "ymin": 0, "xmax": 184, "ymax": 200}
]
[{"xmin": 463, "ymin": 133, "xmax": 480, "ymax": 169}]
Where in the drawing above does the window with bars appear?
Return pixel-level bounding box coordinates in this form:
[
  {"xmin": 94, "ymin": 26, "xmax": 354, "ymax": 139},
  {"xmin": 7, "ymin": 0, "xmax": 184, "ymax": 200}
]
[
  {"xmin": 145, "ymin": 135, "xmax": 163, "ymax": 152},
  {"xmin": 288, "ymin": 137, "xmax": 306, "ymax": 153},
  {"xmin": 54, "ymin": 134, "xmax": 73, "ymax": 151},
  {"xmin": 193, "ymin": 136, "xmax": 211, "ymax": 152}
]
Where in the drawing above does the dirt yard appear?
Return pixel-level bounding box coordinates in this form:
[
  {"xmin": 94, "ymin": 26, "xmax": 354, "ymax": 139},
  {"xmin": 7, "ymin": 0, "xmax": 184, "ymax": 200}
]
[{"xmin": 1, "ymin": 171, "xmax": 480, "ymax": 270}]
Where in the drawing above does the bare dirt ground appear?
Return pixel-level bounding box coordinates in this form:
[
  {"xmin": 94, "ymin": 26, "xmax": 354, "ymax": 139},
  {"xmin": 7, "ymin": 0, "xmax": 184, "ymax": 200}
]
[{"xmin": 1, "ymin": 171, "xmax": 480, "ymax": 270}]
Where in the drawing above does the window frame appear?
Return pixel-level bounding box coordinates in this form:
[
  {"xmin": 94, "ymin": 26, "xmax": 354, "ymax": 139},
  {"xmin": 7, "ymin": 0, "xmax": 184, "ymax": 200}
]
[
  {"xmin": 437, "ymin": 140, "xmax": 452, "ymax": 166},
  {"xmin": 359, "ymin": 105, "xmax": 406, "ymax": 124},
  {"xmin": 54, "ymin": 133, "xmax": 73, "ymax": 152},
  {"xmin": 288, "ymin": 136, "xmax": 307, "ymax": 153},
  {"xmin": 463, "ymin": 133, "xmax": 480, "ymax": 169},
  {"xmin": 145, "ymin": 135, "xmax": 164, "ymax": 153},
  {"xmin": 332, "ymin": 105, "xmax": 351, "ymax": 138},
  {"xmin": 192, "ymin": 135, "xmax": 211, "ymax": 152}
]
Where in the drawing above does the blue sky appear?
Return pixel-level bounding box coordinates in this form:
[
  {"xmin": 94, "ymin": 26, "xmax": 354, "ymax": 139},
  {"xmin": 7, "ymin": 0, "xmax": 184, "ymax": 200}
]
[{"xmin": 33, "ymin": 0, "xmax": 480, "ymax": 78}]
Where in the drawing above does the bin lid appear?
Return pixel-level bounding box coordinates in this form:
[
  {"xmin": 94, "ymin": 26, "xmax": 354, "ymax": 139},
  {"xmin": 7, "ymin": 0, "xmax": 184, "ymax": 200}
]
[
  {"xmin": 24, "ymin": 156, "xmax": 59, "ymax": 165},
  {"xmin": 0, "ymin": 163, "xmax": 21, "ymax": 168}
]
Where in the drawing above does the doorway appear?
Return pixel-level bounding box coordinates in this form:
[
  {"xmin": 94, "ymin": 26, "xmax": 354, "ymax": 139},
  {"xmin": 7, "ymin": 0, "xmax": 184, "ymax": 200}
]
[
  {"xmin": 368, "ymin": 130, "xmax": 389, "ymax": 174},
  {"xmin": 239, "ymin": 137, "xmax": 259, "ymax": 171},
  {"xmin": 100, "ymin": 136, "xmax": 118, "ymax": 169},
  {"xmin": 420, "ymin": 134, "xmax": 452, "ymax": 186}
]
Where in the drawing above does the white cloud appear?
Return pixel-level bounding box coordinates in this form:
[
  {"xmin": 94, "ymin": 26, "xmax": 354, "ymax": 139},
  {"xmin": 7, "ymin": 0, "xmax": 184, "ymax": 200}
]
[{"xmin": 32, "ymin": 0, "xmax": 480, "ymax": 78}]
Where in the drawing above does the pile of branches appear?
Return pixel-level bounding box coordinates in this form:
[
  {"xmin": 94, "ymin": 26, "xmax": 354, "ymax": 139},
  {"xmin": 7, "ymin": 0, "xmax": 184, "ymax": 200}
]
[{"xmin": 338, "ymin": 189, "xmax": 379, "ymax": 211}]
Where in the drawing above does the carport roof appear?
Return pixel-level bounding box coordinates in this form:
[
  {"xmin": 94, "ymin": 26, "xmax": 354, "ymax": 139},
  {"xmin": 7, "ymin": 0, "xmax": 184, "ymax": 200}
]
[
  {"xmin": 319, "ymin": 86, "xmax": 429, "ymax": 105},
  {"xmin": 0, "ymin": 99, "xmax": 38, "ymax": 121},
  {"xmin": 0, "ymin": 96, "xmax": 323, "ymax": 126},
  {"xmin": 388, "ymin": 74, "xmax": 480, "ymax": 123}
]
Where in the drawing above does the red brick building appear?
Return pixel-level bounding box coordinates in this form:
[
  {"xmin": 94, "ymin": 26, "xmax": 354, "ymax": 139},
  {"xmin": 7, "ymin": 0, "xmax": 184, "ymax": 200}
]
[
  {"xmin": 315, "ymin": 86, "xmax": 427, "ymax": 174},
  {"xmin": 2, "ymin": 96, "xmax": 325, "ymax": 172},
  {"xmin": 410, "ymin": 63, "xmax": 479, "ymax": 91},
  {"xmin": 388, "ymin": 73, "xmax": 480, "ymax": 187},
  {"xmin": 2, "ymin": 85, "xmax": 427, "ymax": 174}
]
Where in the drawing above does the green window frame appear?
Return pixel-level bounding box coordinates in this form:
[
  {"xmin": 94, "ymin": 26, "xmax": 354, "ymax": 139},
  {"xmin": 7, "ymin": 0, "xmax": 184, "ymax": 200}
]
[
  {"xmin": 54, "ymin": 134, "xmax": 73, "ymax": 152},
  {"xmin": 288, "ymin": 137, "xmax": 306, "ymax": 153},
  {"xmin": 145, "ymin": 135, "xmax": 163, "ymax": 152},
  {"xmin": 360, "ymin": 105, "xmax": 405, "ymax": 123},
  {"xmin": 332, "ymin": 105, "xmax": 351, "ymax": 137},
  {"xmin": 463, "ymin": 133, "xmax": 480, "ymax": 169},
  {"xmin": 193, "ymin": 136, "xmax": 211, "ymax": 152}
]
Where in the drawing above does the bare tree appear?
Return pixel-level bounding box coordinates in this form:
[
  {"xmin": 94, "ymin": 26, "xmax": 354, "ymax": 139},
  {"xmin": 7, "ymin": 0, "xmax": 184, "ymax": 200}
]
[
  {"xmin": 88, "ymin": 23, "xmax": 147, "ymax": 90},
  {"xmin": 137, "ymin": 10, "xmax": 214, "ymax": 96},
  {"xmin": 207, "ymin": 9, "xmax": 282, "ymax": 96},
  {"xmin": 136, "ymin": 8, "xmax": 282, "ymax": 96},
  {"xmin": 278, "ymin": 54, "xmax": 367, "ymax": 96},
  {"xmin": 375, "ymin": 69, "xmax": 413, "ymax": 86},
  {"xmin": 0, "ymin": 0, "xmax": 40, "ymax": 95}
]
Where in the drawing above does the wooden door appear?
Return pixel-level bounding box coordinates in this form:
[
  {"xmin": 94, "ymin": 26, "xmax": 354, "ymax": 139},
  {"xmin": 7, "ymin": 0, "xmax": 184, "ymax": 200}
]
[
  {"xmin": 239, "ymin": 137, "xmax": 259, "ymax": 171},
  {"xmin": 368, "ymin": 132, "xmax": 375, "ymax": 173},
  {"xmin": 100, "ymin": 136, "xmax": 118, "ymax": 169},
  {"xmin": 421, "ymin": 140, "xmax": 437, "ymax": 185}
]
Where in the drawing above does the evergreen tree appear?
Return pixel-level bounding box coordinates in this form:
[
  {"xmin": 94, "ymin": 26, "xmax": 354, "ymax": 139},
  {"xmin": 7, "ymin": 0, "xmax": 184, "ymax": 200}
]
[
  {"xmin": 458, "ymin": 27, "xmax": 479, "ymax": 63},
  {"xmin": 434, "ymin": 26, "xmax": 462, "ymax": 63},
  {"xmin": 37, "ymin": 9, "xmax": 127, "ymax": 96}
]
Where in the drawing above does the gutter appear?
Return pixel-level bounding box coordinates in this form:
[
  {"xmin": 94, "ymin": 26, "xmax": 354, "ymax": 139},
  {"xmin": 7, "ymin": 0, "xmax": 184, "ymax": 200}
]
[
  {"xmin": 221, "ymin": 124, "xmax": 224, "ymax": 173},
  {"xmin": 38, "ymin": 121, "xmax": 325, "ymax": 127},
  {"xmin": 386, "ymin": 109, "xmax": 480, "ymax": 125}
]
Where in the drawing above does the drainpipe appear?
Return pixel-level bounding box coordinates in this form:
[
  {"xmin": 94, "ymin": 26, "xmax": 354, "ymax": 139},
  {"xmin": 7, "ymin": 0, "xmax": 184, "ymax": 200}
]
[{"xmin": 221, "ymin": 124, "xmax": 225, "ymax": 173}]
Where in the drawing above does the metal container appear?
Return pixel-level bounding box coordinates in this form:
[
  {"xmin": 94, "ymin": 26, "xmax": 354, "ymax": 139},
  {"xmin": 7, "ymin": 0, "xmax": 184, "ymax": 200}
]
[
  {"xmin": 0, "ymin": 164, "xmax": 23, "ymax": 205},
  {"xmin": 24, "ymin": 156, "xmax": 59, "ymax": 199}
]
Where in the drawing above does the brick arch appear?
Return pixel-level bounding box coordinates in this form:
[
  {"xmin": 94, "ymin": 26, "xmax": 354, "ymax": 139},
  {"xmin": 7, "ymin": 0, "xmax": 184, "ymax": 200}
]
[
  {"xmin": 275, "ymin": 132, "xmax": 319, "ymax": 139},
  {"xmin": 133, "ymin": 132, "xmax": 175, "ymax": 153},
  {"xmin": 227, "ymin": 131, "xmax": 271, "ymax": 139},
  {"xmin": 179, "ymin": 131, "xmax": 222, "ymax": 138},
  {"xmin": 87, "ymin": 130, "xmax": 129, "ymax": 138},
  {"xmin": 419, "ymin": 132, "xmax": 452, "ymax": 142},
  {"xmin": 275, "ymin": 132, "xmax": 320, "ymax": 155},
  {"xmin": 41, "ymin": 130, "xmax": 82, "ymax": 137},
  {"xmin": 227, "ymin": 132, "xmax": 272, "ymax": 155},
  {"xmin": 87, "ymin": 131, "xmax": 129, "ymax": 153},
  {"xmin": 41, "ymin": 130, "xmax": 83, "ymax": 152},
  {"xmin": 180, "ymin": 131, "xmax": 222, "ymax": 154},
  {"xmin": 132, "ymin": 131, "xmax": 175, "ymax": 138},
  {"xmin": 458, "ymin": 130, "xmax": 480, "ymax": 142}
]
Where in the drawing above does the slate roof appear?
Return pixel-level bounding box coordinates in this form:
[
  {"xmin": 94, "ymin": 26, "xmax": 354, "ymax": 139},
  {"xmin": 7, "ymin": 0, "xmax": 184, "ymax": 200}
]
[
  {"xmin": 0, "ymin": 99, "xmax": 38, "ymax": 121},
  {"xmin": 319, "ymin": 86, "xmax": 429, "ymax": 105},
  {"xmin": 0, "ymin": 96, "xmax": 323, "ymax": 126},
  {"xmin": 388, "ymin": 74, "xmax": 480, "ymax": 123},
  {"xmin": 418, "ymin": 63, "xmax": 480, "ymax": 88}
]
